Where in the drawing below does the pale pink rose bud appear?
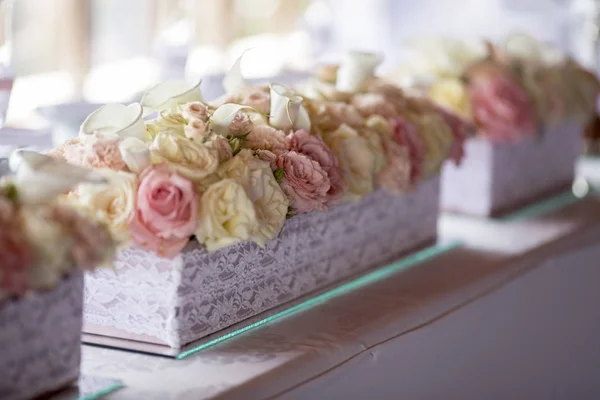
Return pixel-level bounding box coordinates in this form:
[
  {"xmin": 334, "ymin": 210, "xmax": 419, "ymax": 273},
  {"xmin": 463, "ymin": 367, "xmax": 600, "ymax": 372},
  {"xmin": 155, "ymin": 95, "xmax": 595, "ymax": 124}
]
[
  {"xmin": 182, "ymin": 101, "xmax": 209, "ymax": 122},
  {"xmin": 184, "ymin": 119, "xmax": 210, "ymax": 143}
]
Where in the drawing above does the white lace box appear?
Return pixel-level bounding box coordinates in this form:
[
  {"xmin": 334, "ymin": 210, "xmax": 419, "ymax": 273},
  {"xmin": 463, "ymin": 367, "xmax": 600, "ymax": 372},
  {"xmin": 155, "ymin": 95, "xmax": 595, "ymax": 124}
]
[
  {"xmin": 0, "ymin": 272, "xmax": 84, "ymax": 400},
  {"xmin": 441, "ymin": 122, "xmax": 581, "ymax": 217},
  {"xmin": 83, "ymin": 177, "xmax": 441, "ymax": 350}
]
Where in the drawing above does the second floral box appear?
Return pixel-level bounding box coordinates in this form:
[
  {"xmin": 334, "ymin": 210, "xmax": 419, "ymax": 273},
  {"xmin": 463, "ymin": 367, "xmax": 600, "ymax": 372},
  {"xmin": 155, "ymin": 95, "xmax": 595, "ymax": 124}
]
[{"xmin": 441, "ymin": 122, "xmax": 581, "ymax": 216}]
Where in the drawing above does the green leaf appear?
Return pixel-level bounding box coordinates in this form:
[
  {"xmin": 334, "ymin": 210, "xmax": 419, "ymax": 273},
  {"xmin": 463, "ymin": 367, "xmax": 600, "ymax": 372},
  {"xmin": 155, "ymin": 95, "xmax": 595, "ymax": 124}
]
[
  {"xmin": 285, "ymin": 208, "xmax": 295, "ymax": 220},
  {"xmin": 230, "ymin": 137, "xmax": 242, "ymax": 156},
  {"xmin": 239, "ymin": 130, "xmax": 252, "ymax": 140},
  {"xmin": 274, "ymin": 168, "xmax": 285, "ymax": 182},
  {"xmin": 4, "ymin": 183, "xmax": 18, "ymax": 203}
]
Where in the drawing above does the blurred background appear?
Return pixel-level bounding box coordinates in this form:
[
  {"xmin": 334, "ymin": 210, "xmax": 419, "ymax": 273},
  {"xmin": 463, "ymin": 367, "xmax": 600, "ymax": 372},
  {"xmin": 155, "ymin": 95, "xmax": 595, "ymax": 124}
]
[{"xmin": 0, "ymin": 0, "xmax": 599, "ymax": 142}]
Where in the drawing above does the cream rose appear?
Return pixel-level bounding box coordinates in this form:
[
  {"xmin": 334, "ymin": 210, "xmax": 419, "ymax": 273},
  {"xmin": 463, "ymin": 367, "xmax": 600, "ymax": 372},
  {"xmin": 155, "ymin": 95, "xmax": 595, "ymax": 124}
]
[
  {"xmin": 196, "ymin": 179, "xmax": 260, "ymax": 252},
  {"xmin": 68, "ymin": 169, "xmax": 137, "ymax": 244},
  {"xmin": 150, "ymin": 132, "xmax": 219, "ymax": 182},
  {"xmin": 324, "ymin": 124, "xmax": 377, "ymax": 200},
  {"xmin": 217, "ymin": 149, "xmax": 288, "ymax": 245},
  {"xmin": 358, "ymin": 127, "xmax": 387, "ymax": 175},
  {"xmin": 428, "ymin": 78, "xmax": 472, "ymax": 120},
  {"xmin": 20, "ymin": 206, "xmax": 71, "ymax": 289},
  {"xmin": 146, "ymin": 111, "xmax": 187, "ymax": 137}
]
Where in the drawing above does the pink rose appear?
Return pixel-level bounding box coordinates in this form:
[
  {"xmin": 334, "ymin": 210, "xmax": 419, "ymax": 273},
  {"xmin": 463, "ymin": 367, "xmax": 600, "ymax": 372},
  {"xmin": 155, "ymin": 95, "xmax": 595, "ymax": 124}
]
[
  {"xmin": 322, "ymin": 102, "xmax": 365, "ymax": 130},
  {"xmin": 206, "ymin": 135, "xmax": 234, "ymax": 163},
  {"xmin": 288, "ymin": 129, "xmax": 346, "ymax": 204},
  {"xmin": 52, "ymin": 205, "xmax": 114, "ymax": 269},
  {"xmin": 63, "ymin": 132, "xmax": 127, "ymax": 171},
  {"xmin": 243, "ymin": 124, "xmax": 290, "ymax": 153},
  {"xmin": 256, "ymin": 149, "xmax": 278, "ymax": 170},
  {"xmin": 184, "ymin": 119, "xmax": 210, "ymax": 143},
  {"xmin": 389, "ymin": 116, "xmax": 425, "ymax": 185},
  {"xmin": 366, "ymin": 80, "xmax": 407, "ymax": 113},
  {"xmin": 352, "ymin": 93, "xmax": 398, "ymax": 119},
  {"xmin": 377, "ymin": 137, "xmax": 411, "ymax": 193},
  {"xmin": 211, "ymin": 85, "xmax": 271, "ymax": 115},
  {"xmin": 0, "ymin": 195, "xmax": 14, "ymax": 224},
  {"xmin": 0, "ymin": 199, "xmax": 31, "ymax": 296},
  {"xmin": 129, "ymin": 164, "xmax": 199, "ymax": 258},
  {"xmin": 182, "ymin": 101, "xmax": 209, "ymax": 122},
  {"xmin": 240, "ymin": 85, "xmax": 271, "ymax": 115},
  {"xmin": 229, "ymin": 111, "xmax": 253, "ymax": 137},
  {"xmin": 275, "ymin": 151, "xmax": 331, "ymax": 213},
  {"xmin": 469, "ymin": 75, "xmax": 538, "ymax": 142}
]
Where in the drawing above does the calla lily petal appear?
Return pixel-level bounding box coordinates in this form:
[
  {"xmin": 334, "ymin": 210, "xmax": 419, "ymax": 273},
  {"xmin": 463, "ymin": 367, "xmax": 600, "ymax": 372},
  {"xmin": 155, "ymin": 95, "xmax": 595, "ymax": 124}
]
[
  {"xmin": 210, "ymin": 103, "xmax": 253, "ymax": 136},
  {"xmin": 80, "ymin": 103, "xmax": 147, "ymax": 141},
  {"xmin": 141, "ymin": 80, "xmax": 203, "ymax": 114},
  {"xmin": 223, "ymin": 51, "xmax": 248, "ymax": 96},
  {"xmin": 336, "ymin": 51, "xmax": 381, "ymax": 92},
  {"xmin": 119, "ymin": 137, "xmax": 151, "ymax": 174},
  {"xmin": 269, "ymin": 84, "xmax": 311, "ymax": 131},
  {"xmin": 9, "ymin": 150, "xmax": 107, "ymax": 204}
]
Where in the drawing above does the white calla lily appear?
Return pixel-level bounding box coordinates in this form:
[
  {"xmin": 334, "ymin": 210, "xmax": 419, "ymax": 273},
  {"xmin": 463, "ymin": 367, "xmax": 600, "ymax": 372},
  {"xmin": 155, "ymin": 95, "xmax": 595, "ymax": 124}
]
[
  {"xmin": 9, "ymin": 150, "xmax": 106, "ymax": 204},
  {"xmin": 80, "ymin": 103, "xmax": 147, "ymax": 141},
  {"xmin": 223, "ymin": 52, "xmax": 247, "ymax": 96},
  {"xmin": 141, "ymin": 80, "xmax": 203, "ymax": 114},
  {"xmin": 269, "ymin": 84, "xmax": 311, "ymax": 131},
  {"xmin": 336, "ymin": 51, "xmax": 381, "ymax": 92},
  {"xmin": 210, "ymin": 103, "xmax": 253, "ymax": 136},
  {"xmin": 119, "ymin": 137, "xmax": 151, "ymax": 174}
]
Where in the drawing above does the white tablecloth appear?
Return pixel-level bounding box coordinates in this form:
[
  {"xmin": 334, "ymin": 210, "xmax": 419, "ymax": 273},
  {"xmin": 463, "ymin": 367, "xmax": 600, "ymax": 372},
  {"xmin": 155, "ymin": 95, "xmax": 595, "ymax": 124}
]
[{"xmin": 82, "ymin": 196, "xmax": 600, "ymax": 399}]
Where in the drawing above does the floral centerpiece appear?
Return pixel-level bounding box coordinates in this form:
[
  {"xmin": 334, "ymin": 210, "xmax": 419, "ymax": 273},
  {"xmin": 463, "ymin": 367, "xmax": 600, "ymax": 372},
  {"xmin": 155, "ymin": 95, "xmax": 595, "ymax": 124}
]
[
  {"xmin": 50, "ymin": 52, "xmax": 465, "ymax": 259},
  {"xmin": 394, "ymin": 35, "xmax": 597, "ymax": 216},
  {"xmin": 51, "ymin": 52, "xmax": 465, "ymax": 351},
  {"xmin": 0, "ymin": 151, "xmax": 115, "ymax": 400}
]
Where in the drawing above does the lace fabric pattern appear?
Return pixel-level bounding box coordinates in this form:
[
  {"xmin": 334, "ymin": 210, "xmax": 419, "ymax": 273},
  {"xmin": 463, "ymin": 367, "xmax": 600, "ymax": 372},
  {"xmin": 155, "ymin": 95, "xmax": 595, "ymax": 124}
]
[
  {"xmin": 84, "ymin": 178, "xmax": 440, "ymax": 349},
  {"xmin": 441, "ymin": 122, "xmax": 581, "ymax": 216},
  {"xmin": 0, "ymin": 272, "xmax": 84, "ymax": 400}
]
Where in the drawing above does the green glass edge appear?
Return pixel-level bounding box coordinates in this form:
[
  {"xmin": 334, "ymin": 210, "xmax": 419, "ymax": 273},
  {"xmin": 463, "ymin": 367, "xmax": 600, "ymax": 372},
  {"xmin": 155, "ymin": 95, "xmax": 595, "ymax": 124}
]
[
  {"xmin": 79, "ymin": 382, "xmax": 125, "ymax": 400},
  {"xmin": 177, "ymin": 240, "xmax": 462, "ymax": 359},
  {"xmin": 501, "ymin": 186, "xmax": 597, "ymax": 222}
]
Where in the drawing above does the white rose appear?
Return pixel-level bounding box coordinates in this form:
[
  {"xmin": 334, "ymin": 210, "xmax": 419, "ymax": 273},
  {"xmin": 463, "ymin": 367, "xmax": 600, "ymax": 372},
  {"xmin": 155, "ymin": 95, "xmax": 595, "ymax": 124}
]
[
  {"xmin": 324, "ymin": 124, "xmax": 377, "ymax": 200},
  {"xmin": 218, "ymin": 149, "xmax": 288, "ymax": 245},
  {"xmin": 196, "ymin": 179, "xmax": 260, "ymax": 252},
  {"xmin": 150, "ymin": 132, "xmax": 219, "ymax": 182},
  {"xmin": 69, "ymin": 169, "xmax": 137, "ymax": 244},
  {"xmin": 146, "ymin": 111, "xmax": 187, "ymax": 137}
]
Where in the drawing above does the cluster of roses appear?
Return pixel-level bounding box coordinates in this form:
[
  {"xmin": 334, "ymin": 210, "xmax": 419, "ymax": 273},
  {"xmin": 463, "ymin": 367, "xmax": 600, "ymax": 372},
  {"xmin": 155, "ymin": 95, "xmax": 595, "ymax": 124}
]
[
  {"xmin": 0, "ymin": 180, "xmax": 115, "ymax": 297},
  {"xmin": 399, "ymin": 37, "xmax": 600, "ymax": 143},
  {"xmin": 49, "ymin": 58, "xmax": 468, "ymax": 258}
]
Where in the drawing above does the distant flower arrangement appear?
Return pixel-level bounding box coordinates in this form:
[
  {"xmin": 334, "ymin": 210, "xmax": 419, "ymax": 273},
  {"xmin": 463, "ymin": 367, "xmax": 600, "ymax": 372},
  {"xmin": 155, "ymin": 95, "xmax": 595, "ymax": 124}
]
[{"xmin": 393, "ymin": 34, "xmax": 600, "ymax": 143}]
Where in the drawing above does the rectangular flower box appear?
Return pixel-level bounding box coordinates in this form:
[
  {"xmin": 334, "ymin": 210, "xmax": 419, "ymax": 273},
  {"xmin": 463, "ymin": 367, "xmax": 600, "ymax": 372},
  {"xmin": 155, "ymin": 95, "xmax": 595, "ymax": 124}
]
[
  {"xmin": 0, "ymin": 272, "xmax": 84, "ymax": 400},
  {"xmin": 441, "ymin": 122, "xmax": 581, "ymax": 217},
  {"xmin": 83, "ymin": 177, "xmax": 440, "ymax": 350}
]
